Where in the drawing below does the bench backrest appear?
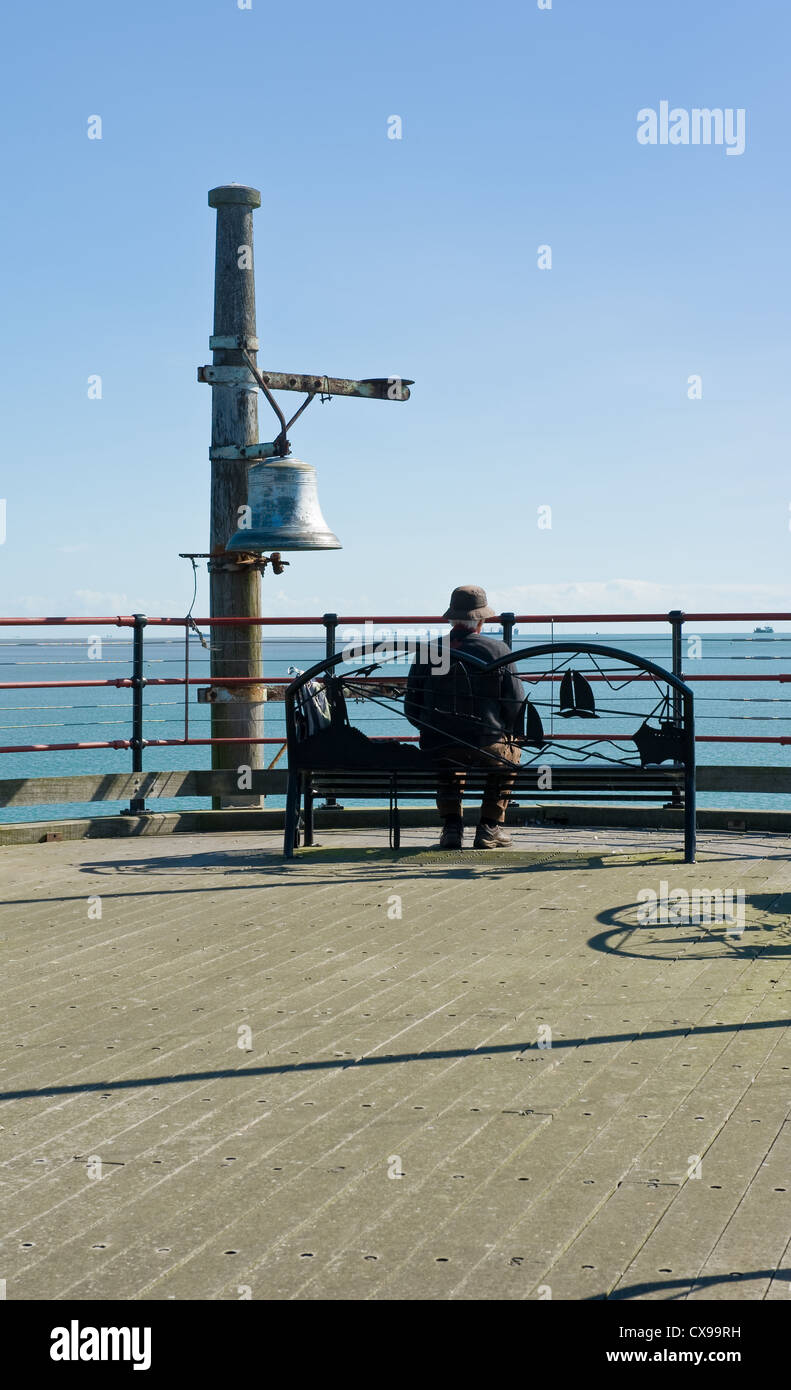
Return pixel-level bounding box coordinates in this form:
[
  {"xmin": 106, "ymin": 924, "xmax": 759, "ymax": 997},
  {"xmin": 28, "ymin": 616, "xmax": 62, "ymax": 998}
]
[{"xmin": 284, "ymin": 640, "xmax": 695, "ymax": 778}]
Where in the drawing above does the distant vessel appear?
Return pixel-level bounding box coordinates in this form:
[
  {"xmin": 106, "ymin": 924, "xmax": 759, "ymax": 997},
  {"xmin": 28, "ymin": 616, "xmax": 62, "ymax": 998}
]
[{"xmin": 753, "ymin": 625, "xmax": 774, "ymax": 634}]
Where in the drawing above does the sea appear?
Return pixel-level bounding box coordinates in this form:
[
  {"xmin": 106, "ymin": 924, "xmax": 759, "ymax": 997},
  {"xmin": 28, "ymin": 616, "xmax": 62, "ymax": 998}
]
[{"xmin": 1, "ymin": 631, "xmax": 789, "ymax": 822}]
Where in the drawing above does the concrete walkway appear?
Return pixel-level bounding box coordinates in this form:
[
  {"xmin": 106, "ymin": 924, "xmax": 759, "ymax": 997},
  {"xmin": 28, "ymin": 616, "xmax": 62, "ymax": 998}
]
[{"xmin": 1, "ymin": 825, "xmax": 790, "ymax": 1300}]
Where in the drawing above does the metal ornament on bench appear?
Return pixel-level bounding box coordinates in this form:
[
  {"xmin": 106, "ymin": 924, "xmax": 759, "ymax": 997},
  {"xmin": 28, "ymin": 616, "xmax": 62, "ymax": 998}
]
[
  {"xmin": 558, "ymin": 669, "xmax": 597, "ymax": 718},
  {"xmin": 227, "ymin": 456, "xmax": 342, "ymax": 553}
]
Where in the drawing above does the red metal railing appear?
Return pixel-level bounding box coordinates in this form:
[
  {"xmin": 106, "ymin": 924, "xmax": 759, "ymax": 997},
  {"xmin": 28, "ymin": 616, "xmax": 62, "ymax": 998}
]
[{"xmin": 1, "ymin": 612, "xmax": 790, "ymax": 758}]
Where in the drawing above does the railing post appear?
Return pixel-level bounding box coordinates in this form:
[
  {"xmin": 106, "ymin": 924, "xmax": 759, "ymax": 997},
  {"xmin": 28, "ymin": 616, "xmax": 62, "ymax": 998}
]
[
  {"xmin": 128, "ymin": 613, "xmax": 148, "ymax": 815},
  {"xmin": 321, "ymin": 613, "xmax": 340, "ymax": 809},
  {"xmin": 500, "ymin": 612, "xmax": 517, "ymax": 808},
  {"xmin": 323, "ymin": 612, "xmax": 338, "ymax": 662},
  {"xmin": 668, "ymin": 610, "xmax": 684, "ymax": 809},
  {"xmin": 669, "ymin": 610, "xmax": 684, "ymax": 721}
]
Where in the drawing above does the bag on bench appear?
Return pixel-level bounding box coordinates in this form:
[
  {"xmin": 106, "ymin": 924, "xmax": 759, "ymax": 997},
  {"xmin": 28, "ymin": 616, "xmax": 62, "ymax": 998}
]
[{"xmin": 288, "ymin": 666, "xmax": 332, "ymax": 740}]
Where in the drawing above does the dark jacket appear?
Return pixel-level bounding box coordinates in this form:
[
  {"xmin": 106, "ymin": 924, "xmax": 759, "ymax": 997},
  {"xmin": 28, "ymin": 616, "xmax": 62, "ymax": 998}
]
[{"xmin": 405, "ymin": 632, "xmax": 525, "ymax": 752}]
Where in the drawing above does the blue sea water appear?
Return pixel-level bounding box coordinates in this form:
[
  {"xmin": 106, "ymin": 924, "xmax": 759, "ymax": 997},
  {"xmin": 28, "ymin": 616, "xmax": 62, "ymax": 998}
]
[{"xmin": 1, "ymin": 631, "xmax": 790, "ymax": 822}]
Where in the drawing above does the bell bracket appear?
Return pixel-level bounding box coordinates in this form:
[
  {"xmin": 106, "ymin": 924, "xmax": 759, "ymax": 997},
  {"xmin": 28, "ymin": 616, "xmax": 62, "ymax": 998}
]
[{"xmin": 199, "ymin": 352, "xmax": 414, "ymax": 495}]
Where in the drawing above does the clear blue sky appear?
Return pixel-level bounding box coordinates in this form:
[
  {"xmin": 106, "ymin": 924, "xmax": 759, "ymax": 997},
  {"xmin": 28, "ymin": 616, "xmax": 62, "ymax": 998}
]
[{"xmin": 1, "ymin": 0, "xmax": 788, "ymax": 630}]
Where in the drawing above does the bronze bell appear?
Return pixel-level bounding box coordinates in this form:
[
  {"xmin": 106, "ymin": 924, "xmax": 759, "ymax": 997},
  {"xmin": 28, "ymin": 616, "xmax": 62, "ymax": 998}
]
[{"xmin": 226, "ymin": 456, "xmax": 341, "ymax": 553}]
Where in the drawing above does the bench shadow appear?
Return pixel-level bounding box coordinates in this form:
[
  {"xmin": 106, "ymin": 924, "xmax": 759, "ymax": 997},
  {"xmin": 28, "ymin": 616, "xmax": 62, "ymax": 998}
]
[
  {"xmin": 0, "ymin": 845, "xmax": 754, "ymax": 905},
  {"xmin": 590, "ymin": 894, "xmax": 791, "ymax": 960},
  {"xmin": 70, "ymin": 845, "xmax": 680, "ymax": 877}
]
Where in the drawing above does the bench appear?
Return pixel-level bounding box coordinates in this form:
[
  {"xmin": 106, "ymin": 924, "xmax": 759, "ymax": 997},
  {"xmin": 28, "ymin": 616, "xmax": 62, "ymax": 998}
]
[{"xmin": 283, "ymin": 641, "xmax": 696, "ymax": 861}]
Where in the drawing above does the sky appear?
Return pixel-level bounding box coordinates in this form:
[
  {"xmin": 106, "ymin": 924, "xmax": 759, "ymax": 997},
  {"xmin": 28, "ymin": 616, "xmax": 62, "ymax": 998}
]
[{"xmin": 1, "ymin": 0, "xmax": 789, "ymax": 633}]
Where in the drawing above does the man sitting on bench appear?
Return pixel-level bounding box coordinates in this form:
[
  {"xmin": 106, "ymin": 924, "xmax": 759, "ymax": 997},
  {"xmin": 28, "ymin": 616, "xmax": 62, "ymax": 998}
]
[{"xmin": 406, "ymin": 585, "xmax": 525, "ymax": 850}]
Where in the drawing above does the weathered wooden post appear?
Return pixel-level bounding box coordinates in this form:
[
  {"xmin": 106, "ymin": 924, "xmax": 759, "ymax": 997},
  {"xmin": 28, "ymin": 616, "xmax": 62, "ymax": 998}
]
[
  {"xmin": 207, "ymin": 184, "xmax": 264, "ymax": 803},
  {"xmin": 199, "ymin": 183, "xmax": 414, "ymax": 811}
]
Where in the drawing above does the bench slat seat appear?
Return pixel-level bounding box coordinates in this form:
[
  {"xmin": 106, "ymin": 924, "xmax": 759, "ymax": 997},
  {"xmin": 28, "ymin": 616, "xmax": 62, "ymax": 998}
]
[{"xmin": 308, "ymin": 768, "xmax": 684, "ymax": 795}]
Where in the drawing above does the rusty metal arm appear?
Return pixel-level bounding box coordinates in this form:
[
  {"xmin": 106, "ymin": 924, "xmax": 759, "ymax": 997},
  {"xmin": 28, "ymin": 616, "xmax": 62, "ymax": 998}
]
[
  {"xmin": 257, "ymin": 372, "xmax": 413, "ymax": 401},
  {"xmin": 198, "ymin": 366, "xmax": 413, "ymax": 401}
]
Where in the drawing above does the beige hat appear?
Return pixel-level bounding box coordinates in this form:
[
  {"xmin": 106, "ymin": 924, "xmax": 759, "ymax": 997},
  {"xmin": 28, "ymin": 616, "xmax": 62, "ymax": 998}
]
[{"xmin": 443, "ymin": 584, "xmax": 497, "ymax": 622}]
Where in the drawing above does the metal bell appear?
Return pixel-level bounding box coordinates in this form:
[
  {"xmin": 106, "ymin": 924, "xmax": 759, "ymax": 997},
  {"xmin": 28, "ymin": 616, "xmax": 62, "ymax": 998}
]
[{"xmin": 227, "ymin": 456, "xmax": 341, "ymax": 552}]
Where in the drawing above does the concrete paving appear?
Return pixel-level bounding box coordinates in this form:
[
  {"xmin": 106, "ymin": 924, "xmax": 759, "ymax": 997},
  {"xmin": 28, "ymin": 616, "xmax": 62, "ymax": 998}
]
[{"xmin": 1, "ymin": 824, "xmax": 790, "ymax": 1301}]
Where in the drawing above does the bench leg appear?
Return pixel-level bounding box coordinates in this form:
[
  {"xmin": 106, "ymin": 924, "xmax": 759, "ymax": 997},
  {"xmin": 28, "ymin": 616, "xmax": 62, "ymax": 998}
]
[
  {"xmin": 388, "ymin": 778, "xmax": 401, "ymax": 850},
  {"xmin": 684, "ymin": 768, "xmax": 696, "ymax": 863},
  {"xmin": 284, "ymin": 772, "xmax": 301, "ymax": 858},
  {"xmin": 304, "ymin": 783, "xmax": 315, "ymax": 847}
]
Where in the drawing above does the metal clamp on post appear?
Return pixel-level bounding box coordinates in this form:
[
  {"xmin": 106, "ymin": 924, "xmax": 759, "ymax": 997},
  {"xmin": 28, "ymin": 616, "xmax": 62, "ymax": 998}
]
[
  {"xmin": 209, "ymin": 334, "xmax": 260, "ymax": 352},
  {"xmin": 209, "ymin": 552, "xmax": 288, "ymax": 575},
  {"xmin": 197, "ymin": 365, "xmax": 259, "ymax": 387},
  {"xmin": 208, "ymin": 441, "xmax": 280, "ymax": 461},
  {"xmin": 179, "ymin": 550, "xmax": 289, "ymax": 575}
]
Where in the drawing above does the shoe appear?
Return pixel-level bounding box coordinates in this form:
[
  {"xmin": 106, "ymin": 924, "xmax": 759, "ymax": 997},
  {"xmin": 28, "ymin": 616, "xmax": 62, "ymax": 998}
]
[
  {"xmin": 473, "ymin": 821, "xmax": 511, "ymax": 849},
  {"xmin": 439, "ymin": 818, "xmax": 463, "ymax": 850}
]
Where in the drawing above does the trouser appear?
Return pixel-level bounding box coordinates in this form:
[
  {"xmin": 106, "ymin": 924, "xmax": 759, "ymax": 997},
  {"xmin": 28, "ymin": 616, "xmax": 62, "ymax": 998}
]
[{"xmin": 434, "ymin": 738, "xmax": 521, "ymax": 825}]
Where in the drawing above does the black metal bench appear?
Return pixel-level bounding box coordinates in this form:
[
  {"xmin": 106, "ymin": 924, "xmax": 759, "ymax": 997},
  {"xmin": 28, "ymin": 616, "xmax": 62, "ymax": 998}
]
[{"xmin": 283, "ymin": 641, "xmax": 696, "ymax": 862}]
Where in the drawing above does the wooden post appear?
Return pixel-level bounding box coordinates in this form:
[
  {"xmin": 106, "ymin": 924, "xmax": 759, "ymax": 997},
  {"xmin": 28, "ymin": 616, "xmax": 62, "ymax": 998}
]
[{"xmin": 207, "ymin": 185, "xmax": 265, "ymax": 804}]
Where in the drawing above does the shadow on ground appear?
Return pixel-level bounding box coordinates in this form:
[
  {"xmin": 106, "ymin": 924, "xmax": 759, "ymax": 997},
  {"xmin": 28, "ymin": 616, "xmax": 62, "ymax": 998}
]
[
  {"xmin": 594, "ymin": 1268, "xmax": 791, "ymax": 1300},
  {"xmin": 590, "ymin": 893, "xmax": 791, "ymax": 960},
  {"xmin": 5, "ymin": 1012, "xmax": 790, "ymax": 1104}
]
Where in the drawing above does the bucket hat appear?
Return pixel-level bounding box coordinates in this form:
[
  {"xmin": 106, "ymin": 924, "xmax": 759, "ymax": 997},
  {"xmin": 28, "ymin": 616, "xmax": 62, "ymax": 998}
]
[{"xmin": 443, "ymin": 584, "xmax": 497, "ymax": 622}]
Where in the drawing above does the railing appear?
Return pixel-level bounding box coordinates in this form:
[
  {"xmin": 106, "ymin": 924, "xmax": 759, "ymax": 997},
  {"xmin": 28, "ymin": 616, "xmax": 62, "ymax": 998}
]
[{"xmin": 1, "ymin": 611, "xmax": 791, "ymax": 818}]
